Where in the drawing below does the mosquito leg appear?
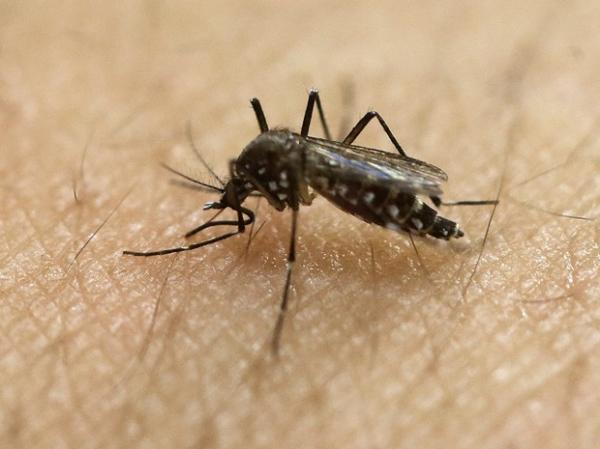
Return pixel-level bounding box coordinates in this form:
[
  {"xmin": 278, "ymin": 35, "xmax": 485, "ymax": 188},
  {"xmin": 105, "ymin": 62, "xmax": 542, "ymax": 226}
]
[
  {"xmin": 124, "ymin": 207, "xmax": 255, "ymax": 256},
  {"xmin": 250, "ymin": 98, "xmax": 269, "ymax": 133},
  {"xmin": 343, "ymin": 110, "xmax": 407, "ymax": 156},
  {"xmin": 244, "ymin": 196, "xmax": 262, "ymax": 255},
  {"xmin": 271, "ymin": 208, "xmax": 298, "ymax": 357},
  {"xmin": 123, "ymin": 230, "xmax": 242, "ymax": 257},
  {"xmin": 300, "ymin": 89, "xmax": 332, "ymax": 139},
  {"xmin": 185, "ymin": 216, "xmax": 253, "ymax": 238},
  {"xmin": 440, "ymin": 200, "xmax": 499, "ymax": 206},
  {"xmin": 430, "ymin": 195, "xmax": 498, "ymax": 209}
]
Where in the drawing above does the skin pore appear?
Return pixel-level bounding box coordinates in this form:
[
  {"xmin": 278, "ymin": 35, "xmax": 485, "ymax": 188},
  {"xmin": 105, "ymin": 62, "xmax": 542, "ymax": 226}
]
[{"xmin": 1, "ymin": 1, "xmax": 599, "ymax": 448}]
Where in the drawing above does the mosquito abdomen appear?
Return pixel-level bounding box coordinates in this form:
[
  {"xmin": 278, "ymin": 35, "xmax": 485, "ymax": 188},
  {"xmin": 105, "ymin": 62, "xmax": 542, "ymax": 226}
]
[
  {"xmin": 401, "ymin": 198, "xmax": 462, "ymax": 239},
  {"xmin": 310, "ymin": 176, "xmax": 462, "ymax": 240}
]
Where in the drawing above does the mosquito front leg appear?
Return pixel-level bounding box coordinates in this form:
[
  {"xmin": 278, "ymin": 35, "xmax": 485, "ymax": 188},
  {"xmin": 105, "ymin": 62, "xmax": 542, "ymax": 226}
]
[
  {"xmin": 123, "ymin": 230, "xmax": 242, "ymax": 257},
  {"xmin": 184, "ymin": 213, "xmax": 254, "ymax": 238},
  {"xmin": 343, "ymin": 110, "xmax": 407, "ymax": 156},
  {"xmin": 123, "ymin": 208, "xmax": 255, "ymax": 256},
  {"xmin": 300, "ymin": 89, "xmax": 332, "ymax": 139}
]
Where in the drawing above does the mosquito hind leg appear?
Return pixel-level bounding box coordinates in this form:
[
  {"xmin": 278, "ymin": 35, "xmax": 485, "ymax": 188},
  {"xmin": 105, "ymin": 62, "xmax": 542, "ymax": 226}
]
[
  {"xmin": 343, "ymin": 110, "xmax": 407, "ymax": 156},
  {"xmin": 300, "ymin": 89, "xmax": 332, "ymax": 139},
  {"xmin": 429, "ymin": 194, "xmax": 499, "ymax": 208},
  {"xmin": 440, "ymin": 199, "xmax": 499, "ymax": 207}
]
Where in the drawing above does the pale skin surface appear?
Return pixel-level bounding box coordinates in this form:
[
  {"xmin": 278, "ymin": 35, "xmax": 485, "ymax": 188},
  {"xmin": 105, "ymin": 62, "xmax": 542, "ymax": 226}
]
[{"xmin": 1, "ymin": 1, "xmax": 599, "ymax": 448}]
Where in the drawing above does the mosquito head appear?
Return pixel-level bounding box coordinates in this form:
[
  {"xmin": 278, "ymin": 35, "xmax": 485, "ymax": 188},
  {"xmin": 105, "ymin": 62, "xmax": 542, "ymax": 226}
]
[
  {"xmin": 203, "ymin": 176, "xmax": 253, "ymax": 211},
  {"xmin": 231, "ymin": 129, "xmax": 309, "ymax": 211}
]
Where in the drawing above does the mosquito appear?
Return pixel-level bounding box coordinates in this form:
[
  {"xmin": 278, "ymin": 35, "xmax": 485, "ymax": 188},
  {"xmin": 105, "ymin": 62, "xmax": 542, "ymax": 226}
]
[{"xmin": 123, "ymin": 89, "xmax": 497, "ymax": 356}]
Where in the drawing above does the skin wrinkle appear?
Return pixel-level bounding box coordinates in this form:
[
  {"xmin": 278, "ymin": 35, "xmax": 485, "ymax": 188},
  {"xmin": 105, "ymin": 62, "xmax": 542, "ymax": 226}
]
[
  {"xmin": 475, "ymin": 348, "xmax": 599, "ymax": 448},
  {"xmin": 4, "ymin": 188, "xmax": 88, "ymax": 275},
  {"xmin": 446, "ymin": 159, "xmax": 508, "ymax": 294},
  {"xmin": 519, "ymin": 227, "xmax": 570, "ymax": 301},
  {"xmin": 364, "ymin": 241, "xmax": 382, "ymax": 366},
  {"xmin": 66, "ymin": 186, "xmax": 134, "ymax": 274},
  {"xmin": 56, "ymin": 343, "xmax": 92, "ymax": 435},
  {"xmin": 7, "ymin": 262, "xmax": 68, "ymax": 377},
  {"xmin": 0, "ymin": 197, "xmax": 29, "ymax": 266},
  {"xmin": 507, "ymin": 196, "xmax": 595, "ymax": 221},
  {"xmin": 113, "ymin": 253, "xmax": 179, "ymax": 395},
  {"xmin": 411, "ymin": 309, "xmax": 448, "ymax": 405},
  {"xmin": 457, "ymin": 4, "xmax": 561, "ymax": 300},
  {"xmin": 142, "ymin": 256, "xmax": 178, "ymax": 358},
  {"xmin": 2, "ymin": 1, "xmax": 600, "ymax": 448},
  {"xmin": 510, "ymin": 119, "xmax": 599, "ymax": 190},
  {"xmin": 463, "ymin": 103, "xmax": 518, "ymax": 295},
  {"xmin": 144, "ymin": 270, "xmax": 189, "ymax": 386},
  {"xmin": 562, "ymin": 355, "xmax": 586, "ymax": 449},
  {"xmin": 336, "ymin": 352, "xmax": 377, "ymax": 448}
]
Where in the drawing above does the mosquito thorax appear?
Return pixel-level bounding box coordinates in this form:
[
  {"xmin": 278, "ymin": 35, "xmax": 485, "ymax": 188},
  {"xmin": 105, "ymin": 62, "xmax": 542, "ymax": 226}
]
[
  {"xmin": 234, "ymin": 129, "xmax": 306, "ymax": 211},
  {"xmin": 236, "ymin": 129, "xmax": 302, "ymax": 172}
]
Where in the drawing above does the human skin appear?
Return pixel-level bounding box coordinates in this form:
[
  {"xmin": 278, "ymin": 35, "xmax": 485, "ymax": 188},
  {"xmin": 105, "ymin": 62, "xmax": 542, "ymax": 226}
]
[{"xmin": 1, "ymin": 1, "xmax": 599, "ymax": 448}]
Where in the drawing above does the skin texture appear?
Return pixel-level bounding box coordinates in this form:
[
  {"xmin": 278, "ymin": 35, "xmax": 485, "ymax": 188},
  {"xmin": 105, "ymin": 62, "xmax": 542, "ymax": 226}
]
[{"xmin": 1, "ymin": 1, "xmax": 599, "ymax": 448}]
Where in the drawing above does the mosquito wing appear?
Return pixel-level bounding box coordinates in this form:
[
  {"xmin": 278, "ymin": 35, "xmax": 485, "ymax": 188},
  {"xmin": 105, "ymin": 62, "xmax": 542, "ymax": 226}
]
[{"xmin": 303, "ymin": 136, "xmax": 447, "ymax": 197}]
